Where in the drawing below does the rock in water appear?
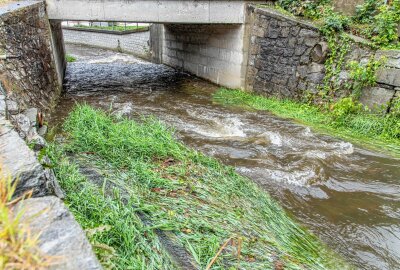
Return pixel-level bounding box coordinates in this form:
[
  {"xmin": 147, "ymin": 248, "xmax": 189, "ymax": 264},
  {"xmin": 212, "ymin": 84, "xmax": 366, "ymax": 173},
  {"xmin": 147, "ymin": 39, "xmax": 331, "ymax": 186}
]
[
  {"xmin": 112, "ymin": 102, "xmax": 133, "ymax": 118},
  {"xmin": 38, "ymin": 125, "xmax": 48, "ymax": 136}
]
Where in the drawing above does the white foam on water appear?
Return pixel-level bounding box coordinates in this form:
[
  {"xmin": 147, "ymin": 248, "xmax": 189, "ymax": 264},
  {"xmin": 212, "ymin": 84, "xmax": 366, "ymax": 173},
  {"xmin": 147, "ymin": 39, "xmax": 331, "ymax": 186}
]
[
  {"xmin": 191, "ymin": 115, "xmax": 246, "ymax": 138},
  {"xmin": 261, "ymin": 131, "xmax": 283, "ymax": 146},
  {"xmin": 302, "ymin": 127, "xmax": 313, "ymax": 137},
  {"xmin": 304, "ymin": 150, "xmax": 328, "ymax": 159},
  {"xmin": 332, "ymin": 141, "xmax": 354, "ymax": 155},
  {"xmin": 87, "ymin": 54, "xmax": 146, "ymax": 64}
]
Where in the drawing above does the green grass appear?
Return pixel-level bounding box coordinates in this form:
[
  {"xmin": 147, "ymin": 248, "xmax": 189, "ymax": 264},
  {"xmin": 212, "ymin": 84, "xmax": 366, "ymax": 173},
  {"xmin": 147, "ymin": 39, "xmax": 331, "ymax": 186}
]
[
  {"xmin": 47, "ymin": 104, "xmax": 349, "ymax": 270},
  {"xmin": 66, "ymin": 54, "xmax": 77, "ymax": 63},
  {"xmin": 47, "ymin": 145, "xmax": 176, "ymax": 270},
  {"xmin": 74, "ymin": 24, "xmax": 148, "ymax": 32},
  {"xmin": 213, "ymin": 89, "xmax": 400, "ymax": 156}
]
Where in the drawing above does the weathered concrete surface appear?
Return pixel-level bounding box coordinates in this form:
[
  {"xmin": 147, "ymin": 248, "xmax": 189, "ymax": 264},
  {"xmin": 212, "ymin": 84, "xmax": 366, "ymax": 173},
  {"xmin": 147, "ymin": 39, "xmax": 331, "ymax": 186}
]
[
  {"xmin": 0, "ymin": 1, "xmax": 65, "ymax": 112},
  {"xmin": 17, "ymin": 196, "xmax": 102, "ymax": 270},
  {"xmin": 157, "ymin": 23, "xmax": 248, "ymax": 88},
  {"xmin": 63, "ymin": 28, "xmax": 150, "ymax": 60},
  {"xmin": 46, "ymin": 0, "xmax": 264, "ymax": 23},
  {"xmin": 333, "ymin": 0, "xmax": 364, "ymax": 15}
]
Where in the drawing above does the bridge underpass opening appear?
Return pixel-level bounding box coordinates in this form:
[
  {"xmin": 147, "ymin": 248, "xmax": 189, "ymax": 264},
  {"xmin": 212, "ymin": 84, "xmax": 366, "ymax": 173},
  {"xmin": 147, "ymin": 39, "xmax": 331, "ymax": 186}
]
[{"xmin": 55, "ymin": 20, "xmax": 251, "ymax": 89}]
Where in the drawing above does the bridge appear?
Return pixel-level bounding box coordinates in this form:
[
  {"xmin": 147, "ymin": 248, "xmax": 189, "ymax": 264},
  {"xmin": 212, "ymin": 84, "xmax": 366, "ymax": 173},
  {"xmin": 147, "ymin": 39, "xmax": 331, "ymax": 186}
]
[
  {"xmin": 46, "ymin": 0, "xmax": 259, "ymax": 24},
  {"xmin": 45, "ymin": 0, "xmax": 265, "ymax": 89}
]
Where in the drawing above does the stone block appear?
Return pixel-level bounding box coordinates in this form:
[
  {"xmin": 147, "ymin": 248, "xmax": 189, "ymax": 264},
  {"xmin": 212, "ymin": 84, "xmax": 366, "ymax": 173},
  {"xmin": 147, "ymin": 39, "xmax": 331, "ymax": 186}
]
[
  {"xmin": 6, "ymin": 99, "xmax": 19, "ymax": 115},
  {"xmin": 0, "ymin": 120, "xmax": 51, "ymax": 197},
  {"xmin": 376, "ymin": 68, "xmax": 400, "ymax": 87},
  {"xmin": 299, "ymin": 29, "xmax": 320, "ymax": 38},
  {"xmin": 360, "ymin": 87, "xmax": 395, "ymax": 110},
  {"xmin": 376, "ymin": 50, "xmax": 400, "ymax": 69},
  {"xmin": 280, "ymin": 27, "xmax": 290, "ymax": 38},
  {"xmin": 23, "ymin": 108, "xmax": 38, "ymax": 127},
  {"xmin": 12, "ymin": 114, "xmax": 31, "ymax": 139},
  {"xmin": 0, "ymin": 99, "xmax": 6, "ymax": 118},
  {"xmin": 17, "ymin": 196, "xmax": 102, "ymax": 270},
  {"xmin": 266, "ymin": 28, "xmax": 279, "ymax": 39},
  {"xmin": 304, "ymin": 37, "xmax": 319, "ymax": 47}
]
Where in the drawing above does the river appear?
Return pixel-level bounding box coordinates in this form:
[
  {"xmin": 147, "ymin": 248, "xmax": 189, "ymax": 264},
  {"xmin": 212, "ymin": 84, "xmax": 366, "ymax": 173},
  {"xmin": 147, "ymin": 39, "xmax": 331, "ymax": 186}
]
[{"xmin": 51, "ymin": 44, "xmax": 400, "ymax": 270}]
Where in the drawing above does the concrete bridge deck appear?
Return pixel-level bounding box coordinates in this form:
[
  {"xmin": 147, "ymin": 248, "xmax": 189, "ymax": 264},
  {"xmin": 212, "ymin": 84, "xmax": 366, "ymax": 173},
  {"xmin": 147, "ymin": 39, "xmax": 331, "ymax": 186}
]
[{"xmin": 45, "ymin": 0, "xmax": 264, "ymax": 23}]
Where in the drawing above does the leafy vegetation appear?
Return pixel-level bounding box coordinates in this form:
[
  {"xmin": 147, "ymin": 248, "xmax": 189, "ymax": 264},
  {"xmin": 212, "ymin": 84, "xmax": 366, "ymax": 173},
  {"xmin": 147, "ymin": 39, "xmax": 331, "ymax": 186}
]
[
  {"xmin": 275, "ymin": 0, "xmax": 400, "ymax": 49},
  {"xmin": 0, "ymin": 165, "xmax": 54, "ymax": 269},
  {"xmin": 346, "ymin": 56, "xmax": 386, "ymax": 98},
  {"xmin": 353, "ymin": 0, "xmax": 400, "ymax": 48},
  {"xmin": 213, "ymin": 89, "xmax": 400, "ymax": 155},
  {"xmin": 66, "ymin": 54, "xmax": 77, "ymax": 63},
  {"xmin": 318, "ymin": 33, "xmax": 350, "ymax": 102},
  {"xmin": 47, "ymin": 104, "xmax": 347, "ymax": 270}
]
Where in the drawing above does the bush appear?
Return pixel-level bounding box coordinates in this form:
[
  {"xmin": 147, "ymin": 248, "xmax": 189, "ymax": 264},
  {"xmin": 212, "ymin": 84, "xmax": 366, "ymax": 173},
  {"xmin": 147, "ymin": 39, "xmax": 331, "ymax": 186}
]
[
  {"xmin": 321, "ymin": 7, "xmax": 351, "ymax": 34},
  {"xmin": 371, "ymin": 2, "xmax": 400, "ymax": 47},
  {"xmin": 354, "ymin": 0, "xmax": 384, "ymax": 24},
  {"xmin": 277, "ymin": 0, "xmax": 331, "ymax": 19},
  {"xmin": 330, "ymin": 97, "xmax": 363, "ymax": 120}
]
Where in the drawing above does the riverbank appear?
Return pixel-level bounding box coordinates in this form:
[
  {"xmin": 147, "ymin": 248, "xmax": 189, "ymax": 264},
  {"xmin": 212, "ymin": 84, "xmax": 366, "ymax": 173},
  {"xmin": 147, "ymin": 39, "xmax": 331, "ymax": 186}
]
[
  {"xmin": 213, "ymin": 88, "xmax": 400, "ymax": 157},
  {"xmin": 47, "ymin": 104, "xmax": 348, "ymax": 270}
]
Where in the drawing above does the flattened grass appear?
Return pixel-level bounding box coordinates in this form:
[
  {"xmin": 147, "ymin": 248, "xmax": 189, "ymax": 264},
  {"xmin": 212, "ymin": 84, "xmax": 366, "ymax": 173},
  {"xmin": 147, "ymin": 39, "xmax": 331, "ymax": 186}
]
[
  {"xmin": 49, "ymin": 104, "xmax": 349, "ymax": 269},
  {"xmin": 213, "ymin": 88, "xmax": 400, "ymax": 156}
]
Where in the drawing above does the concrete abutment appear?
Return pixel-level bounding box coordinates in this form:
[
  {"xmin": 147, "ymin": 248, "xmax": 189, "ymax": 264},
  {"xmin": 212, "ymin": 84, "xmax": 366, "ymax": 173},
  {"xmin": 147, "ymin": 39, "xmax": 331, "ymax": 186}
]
[{"xmin": 151, "ymin": 23, "xmax": 249, "ymax": 89}]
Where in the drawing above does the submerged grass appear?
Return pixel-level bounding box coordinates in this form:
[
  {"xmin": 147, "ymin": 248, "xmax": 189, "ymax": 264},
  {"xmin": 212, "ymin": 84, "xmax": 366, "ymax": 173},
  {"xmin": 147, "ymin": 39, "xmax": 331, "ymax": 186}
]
[
  {"xmin": 47, "ymin": 147, "xmax": 176, "ymax": 270},
  {"xmin": 65, "ymin": 54, "xmax": 77, "ymax": 63},
  {"xmin": 213, "ymin": 88, "xmax": 400, "ymax": 156},
  {"xmin": 47, "ymin": 104, "xmax": 349, "ymax": 269}
]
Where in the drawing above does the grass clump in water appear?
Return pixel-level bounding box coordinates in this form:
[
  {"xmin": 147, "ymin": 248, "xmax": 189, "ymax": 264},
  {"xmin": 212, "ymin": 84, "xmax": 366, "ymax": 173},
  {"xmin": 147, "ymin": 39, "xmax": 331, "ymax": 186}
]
[
  {"xmin": 66, "ymin": 54, "xmax": 77, "ymax": 63},
  {"xmin": 48, "ymin": 104, "xmax": 349, "ymax": 269},
  {"xmin": 213, "ymin": 88, "xmax": 400, "ymax": 156}
]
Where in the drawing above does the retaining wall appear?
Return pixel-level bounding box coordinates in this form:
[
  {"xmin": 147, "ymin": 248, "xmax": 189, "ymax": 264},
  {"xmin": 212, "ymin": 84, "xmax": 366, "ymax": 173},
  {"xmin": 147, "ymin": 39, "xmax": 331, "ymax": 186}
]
[
  {"xmin": 0, "ymin": 0, "xmax": 65, "ymax": 112},
  {"xmin": 63, "ymin": 28, "xmax": 151, "ymax": 59},
  {"xmin": 0, "ymin": 2, "xmax": 100, "ymax": 269},
  {"xmin": 246, "ymin": 6, "xmax": 400, "ymax": 111}
]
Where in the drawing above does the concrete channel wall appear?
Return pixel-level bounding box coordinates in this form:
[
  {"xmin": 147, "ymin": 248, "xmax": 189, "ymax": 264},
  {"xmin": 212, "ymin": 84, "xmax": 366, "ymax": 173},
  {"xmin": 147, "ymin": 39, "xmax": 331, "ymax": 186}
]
[
  {"xmin": 156, "ymin": 24, "xmax": 249, "ymax": 89},
  {"xmin": 63, "ymin": 28, "xmax": 151, "ymax": 60}
]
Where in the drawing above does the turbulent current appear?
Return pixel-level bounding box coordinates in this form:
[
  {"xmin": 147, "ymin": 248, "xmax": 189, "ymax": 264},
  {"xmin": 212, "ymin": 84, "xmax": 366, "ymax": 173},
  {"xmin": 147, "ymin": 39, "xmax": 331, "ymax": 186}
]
[{"xmin": 52, "ymin": 44, "xmax": 400, "ymax": 270}]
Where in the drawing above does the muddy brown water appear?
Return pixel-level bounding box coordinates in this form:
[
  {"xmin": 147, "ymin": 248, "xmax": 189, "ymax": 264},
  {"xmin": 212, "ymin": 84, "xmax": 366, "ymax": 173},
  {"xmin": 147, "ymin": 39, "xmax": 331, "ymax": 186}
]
[{"xmin": 52, "ymin": 44, "xmax": 400, "ymax": 270}]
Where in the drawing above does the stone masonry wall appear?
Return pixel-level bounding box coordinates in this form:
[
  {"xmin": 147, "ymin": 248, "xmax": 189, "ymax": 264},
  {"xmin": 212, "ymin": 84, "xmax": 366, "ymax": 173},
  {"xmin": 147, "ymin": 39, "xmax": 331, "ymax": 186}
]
[
  {"xmin": 0, "ymin": 2, "xmax": 100, "ymax": 269},
  {"xmin": 160, "ymin": 24, "xmax": 247, "ymax": 89},
  {"xmin": 246, "ymin": 6, "xmax": 400, "ymax": 111},
  {"xmin": 63, "ymin": 28, "xmax": 151, "ymax": 60},
  {"xmin": 0, "ymin": 1, "xmax": 65, "ymax": 112},
  {"xmin": 246, "ymin": 6, "xmax": 326, "ymax": 99}
]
